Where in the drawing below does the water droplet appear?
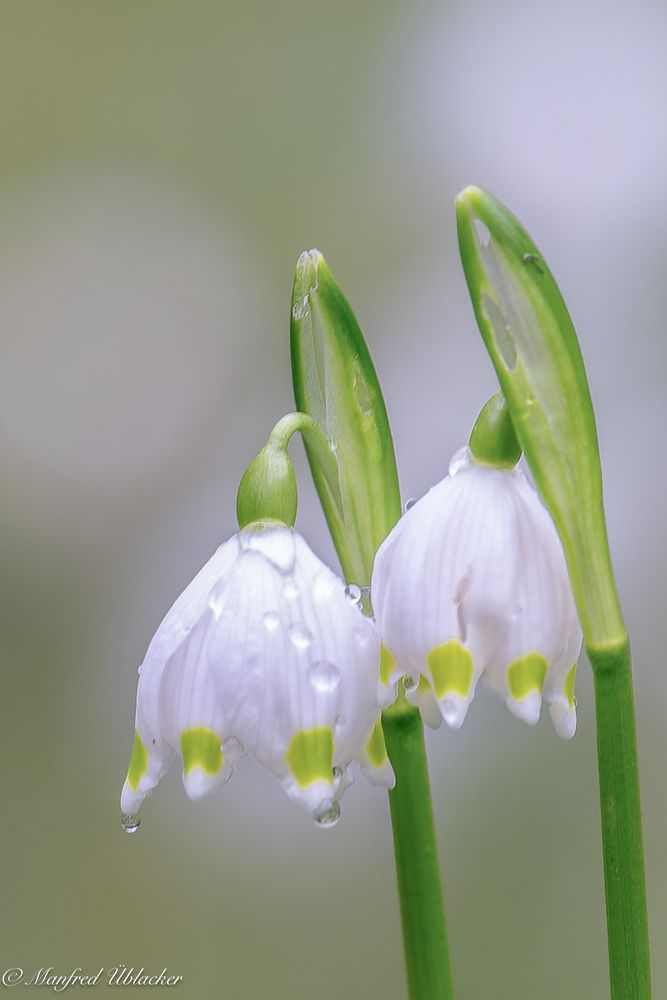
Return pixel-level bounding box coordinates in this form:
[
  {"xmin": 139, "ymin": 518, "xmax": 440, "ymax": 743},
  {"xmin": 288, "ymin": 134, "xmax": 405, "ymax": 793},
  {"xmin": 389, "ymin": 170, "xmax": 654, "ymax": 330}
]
[
  {"xmin": 313, "ymin": 798, "xmax": 341, "ymax": 828},
  {"xmin": 137, "ymin": 664, "xmax": 142, "ymax": 674},
  {"xmin": 288, "ymin": 623, "xmax": 312, "ymax": 649},
  {"xmin": 283, "ymin": 581, "xmax": 300, "ymax": 601},
  {"xmin": 263, "ymin": 611, "xmax": 280, "ymax": 632},
  {"xmin": 448, "ymin": 446, "xmax": 470, "ymax": 477},
  {"xmin": 309, "ymin": 660, "xmax": 340, "ymax": 693},
  {"xmin": 404, "ymin": 497, "xmax": 417, "ymax": 512},
  {"xmin": 223, "ymin": 736, "xmax": 244, "ymax": 756},
  {"xmin": 403, "ymin": 675, "xmax": 418, "ymax": 691},
  {"xmin": 345, "ymin": 584, "xmax": 362, "ymax": 605},
  {"xmin": 121, "ymin": 813, "xmax": 141, "ymax": 834},
  {"xmin": 313, "ymin": 572, "xmax": 335, "ymax": 600}
]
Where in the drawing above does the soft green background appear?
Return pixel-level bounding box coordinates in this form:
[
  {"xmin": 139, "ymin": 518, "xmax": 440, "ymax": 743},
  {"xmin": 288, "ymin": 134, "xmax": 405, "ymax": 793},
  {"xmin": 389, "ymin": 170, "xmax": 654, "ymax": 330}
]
[{"xmin": 0, "ymin": 2, "xmax": 665, "ymax": 997}]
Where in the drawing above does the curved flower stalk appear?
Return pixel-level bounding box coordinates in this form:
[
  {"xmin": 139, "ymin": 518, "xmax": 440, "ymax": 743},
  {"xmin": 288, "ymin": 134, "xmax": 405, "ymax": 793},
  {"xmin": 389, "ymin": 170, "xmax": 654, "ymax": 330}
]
[
  {"xmin": 373, "ymin": 444, "xmax": 582, "ymax": 738},
  {"xmin": 120, "ymin": 423, "xmax": 395, "ymax": 832}
]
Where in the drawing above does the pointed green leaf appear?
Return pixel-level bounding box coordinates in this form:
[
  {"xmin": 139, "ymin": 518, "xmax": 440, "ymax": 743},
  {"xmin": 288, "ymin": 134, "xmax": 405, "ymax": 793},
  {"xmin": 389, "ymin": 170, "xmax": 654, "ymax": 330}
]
[
  {"xmin": 291, "ymin": 250, "xmax": 401, "ymax": 585},
  {"xmin": 456, "ymin": 186, "xmax": 624, "ymax": 648}
]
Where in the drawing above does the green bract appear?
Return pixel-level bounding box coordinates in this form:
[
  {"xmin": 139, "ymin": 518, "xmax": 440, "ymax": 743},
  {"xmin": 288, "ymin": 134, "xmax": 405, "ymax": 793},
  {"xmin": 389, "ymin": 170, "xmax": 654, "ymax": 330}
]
[
  {"xmin": 456, "ymin": 186, "xmax": 624, "ymax": 649},
  {"xmin": 290, "ymin": 249, "xmax": 401, "ymax": 585}
]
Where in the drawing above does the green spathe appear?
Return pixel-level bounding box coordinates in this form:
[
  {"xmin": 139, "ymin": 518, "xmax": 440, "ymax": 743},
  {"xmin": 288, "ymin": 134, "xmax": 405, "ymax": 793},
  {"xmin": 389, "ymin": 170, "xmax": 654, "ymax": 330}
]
[
  {"xmin": 456, "ymin": 185, "xmax": 623, "ymax": 649},
  {"xmin": 290, "ymin": 250, "xmax": 401, "ymax": 585}
]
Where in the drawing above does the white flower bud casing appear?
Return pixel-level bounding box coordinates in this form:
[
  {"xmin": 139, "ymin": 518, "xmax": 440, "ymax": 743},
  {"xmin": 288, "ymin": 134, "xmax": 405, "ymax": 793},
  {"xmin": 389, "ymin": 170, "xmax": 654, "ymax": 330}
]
[
  {"xmin": 371, "ymin": 448, "xmax": 582, "ymax": 738},
  {"xmin": 121, "ymin": 523, "xmax": 394, "ymax": 828}
]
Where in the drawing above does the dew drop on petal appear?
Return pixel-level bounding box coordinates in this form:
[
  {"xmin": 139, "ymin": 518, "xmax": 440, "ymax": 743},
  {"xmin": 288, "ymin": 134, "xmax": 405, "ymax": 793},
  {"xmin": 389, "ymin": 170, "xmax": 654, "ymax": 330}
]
[
  {"xmin": 345, "ymin": 584, "xmax": 362, "ymax": 605},
  {"xmin": 309, "ymin": 660, "xmax": 340, "ymax": 693},
  {"xmin": 404, "ymin": 497, "xmax": 417, "ymax": 512},
  {"xmin": 263, "ymin": 611, "xmax": 281, "ymax": 632},
  {"xmin": 288, "ymin": 623, "xmax": 313, "ymax": 649},
  {"xmin": 313, "ymin": 798, "xmax": 341, "ymax": 828},
  {"xmin": 121, "ymin": 813, "xmax": 141, "ymax": 834},
  {"xmin": 283, "ymin": 581, "xmax": 300, "ymax": 601}
]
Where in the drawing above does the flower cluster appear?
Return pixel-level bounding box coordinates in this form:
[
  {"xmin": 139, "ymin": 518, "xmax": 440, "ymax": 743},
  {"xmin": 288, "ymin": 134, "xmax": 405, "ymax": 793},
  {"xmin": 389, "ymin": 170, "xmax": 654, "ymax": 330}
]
[{"xmin": 121, "ymin": 448, "xmax": 581, "ymax": 827}]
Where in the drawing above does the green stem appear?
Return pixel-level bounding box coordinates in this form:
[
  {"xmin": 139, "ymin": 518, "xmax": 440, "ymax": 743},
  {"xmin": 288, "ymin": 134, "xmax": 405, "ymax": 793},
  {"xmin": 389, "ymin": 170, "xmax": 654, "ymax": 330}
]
[
  {"xmin": 589, "ymin": 637, "xmax": 652, "ymax": 1000},
  {"xmin": 383, "ymin": 702, "xmax": 454, "ymax": 1000}
]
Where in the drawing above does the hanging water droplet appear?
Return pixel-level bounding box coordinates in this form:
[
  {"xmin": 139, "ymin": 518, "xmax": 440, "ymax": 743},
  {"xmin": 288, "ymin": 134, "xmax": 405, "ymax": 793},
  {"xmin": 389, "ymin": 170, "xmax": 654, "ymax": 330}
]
[
  {"xmin": 263, "ymin": 611, "xmax": 280, "ymax": 632},
  {"xmin": 404, "ymin": 497, "xmax": 417, "ymax": 512},
  {"xmin": 308, "ymin": 660, "xmax": 340, "ymax": 693},
  {"xmin": 288, "ymin": 623, "xmax": 313, "ymax": 649},
  {"xmin": 403, "ymin": 675, "xmax": 418, "ymax": 691},
  {"xmin": 121, "ymin": 813, "xmax": 141, "ymax": 834},
  {"xmin": 313, "ymin": 798, "xmax": 341, "ymax": 828},
  {"xmin": 345, "ymin": 584, "xmax": 362, "ymax": 605},
  {"xmin": 283, "ymin": 580, "xmax": 300, "ymax": 601}
]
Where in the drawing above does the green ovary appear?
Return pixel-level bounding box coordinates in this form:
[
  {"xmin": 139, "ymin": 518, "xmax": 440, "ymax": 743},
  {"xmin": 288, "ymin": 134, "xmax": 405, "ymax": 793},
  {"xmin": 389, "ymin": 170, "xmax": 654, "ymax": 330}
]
[
  {"xmin": 507, "ymin": 652, "xmax": 548, "ymax": 699},
  {"xmin": 427, "ymin": 640, "xmax": 474, "ymax": 699},
  {"xmin": 365, "ymin": 720, "xmax": 389, "ymax": 768},
  {"xmin": 286, "ymin": 727, "xmax": 334, "ymax": 787},
  {"xmin": 564, "ymin": 663, "xmax": 577, "ymax": 707},
  {"xmin": 380, "ymin": 644, "xmax": 396, "ymax": 685},
  {"xmin": 127, "ymin": 731, "xmax": 149, "ymax": 790},
  {"xmin": 180, "ymin": 727, "xmax": 224, "ymax": 775}
]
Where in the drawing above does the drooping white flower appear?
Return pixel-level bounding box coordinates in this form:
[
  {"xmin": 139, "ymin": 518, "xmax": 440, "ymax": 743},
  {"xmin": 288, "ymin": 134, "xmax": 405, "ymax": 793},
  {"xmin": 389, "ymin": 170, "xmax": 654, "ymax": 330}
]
[
  {"xmin": 121, "ymin": 522, "xmax": 394, "ymax": 829},
  {"xmin": 371, "ymin": 447, "xmax": 582, "ymax": 738}
]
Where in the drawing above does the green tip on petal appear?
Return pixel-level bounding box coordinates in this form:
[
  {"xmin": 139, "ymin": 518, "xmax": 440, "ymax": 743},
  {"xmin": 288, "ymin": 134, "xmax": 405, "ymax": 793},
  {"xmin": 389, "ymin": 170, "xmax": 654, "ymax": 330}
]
[
  {"xmin": 286, "ymin": 726, "xmax": 334, "ymax": 788},
  {"xmin": 506, "ymin": 652, "xmax": 548, "ymax": 700},
  {"xmin": 456, "ymin": 185, "xmax": 624, "ymax": 649},
  {"xmin": 366, "ymin": 719, "xmax": 389, "ymax": 768},
  {"xmin": 180, "ymin": 726, "xmax": 224, "ymax": 776},
  {"xmin": 427, "ymin": 640, "xmax": 474, "ymax": 699},
  {"xmin": 126, "ymin": 731, "xmax": 149, "ymax": 790}
]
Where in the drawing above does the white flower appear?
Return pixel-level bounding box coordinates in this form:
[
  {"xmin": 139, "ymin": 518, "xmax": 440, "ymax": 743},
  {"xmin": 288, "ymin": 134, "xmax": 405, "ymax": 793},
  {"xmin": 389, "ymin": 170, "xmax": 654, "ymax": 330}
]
[
  {"xmin": 371, "ymin": 447, "xmax": 582, "ymax": 739},
  {"xmin": 121, "ymin": 522, "xmax": 394, "ymax": 829}
]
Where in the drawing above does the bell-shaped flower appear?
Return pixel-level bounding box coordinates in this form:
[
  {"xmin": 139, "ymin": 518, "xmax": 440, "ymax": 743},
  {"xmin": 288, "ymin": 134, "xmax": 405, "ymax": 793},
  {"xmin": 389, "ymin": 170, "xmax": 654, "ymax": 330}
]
[
  {"xmin": 121, "ymin": 522, "xmax": 394, "ymax": 830},
  {"xmin": 371, "ymin": 446, "xmax": 582, "ymax": 738}
]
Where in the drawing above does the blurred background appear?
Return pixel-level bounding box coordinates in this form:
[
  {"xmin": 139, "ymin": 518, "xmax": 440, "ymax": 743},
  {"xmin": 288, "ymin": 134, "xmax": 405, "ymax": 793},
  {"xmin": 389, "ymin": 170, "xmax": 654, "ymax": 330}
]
[{"xmin": 0, "ymin": 1, "xmax": 665, "ymax": 997}]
